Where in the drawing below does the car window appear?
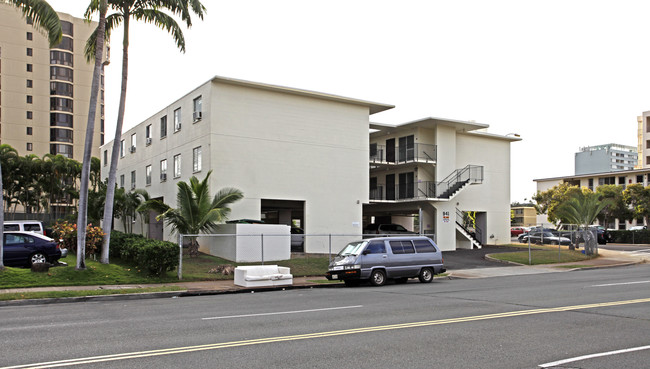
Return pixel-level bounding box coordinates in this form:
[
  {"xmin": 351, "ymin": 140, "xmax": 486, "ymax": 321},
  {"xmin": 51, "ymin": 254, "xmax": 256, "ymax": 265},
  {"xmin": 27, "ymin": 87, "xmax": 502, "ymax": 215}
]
[
  {"xmin": 389, "ymin": 240, "xmax": 415, "ymax": 254},
  {"xmin": 4, "ymin": 225, "xmax": 19, "ymax": 231},
  {"xmin": 393, "ymin": 225, "xmax": 408, "ymax": 232},
  {"xmin": 413, "ymin": 239, "xmax": 437, "ymax": 253},
  {"xmin": 365, "ymin": 224, "xmax": 379, "ymax": 231},
  {"xmin": 5, "ymin": 234, "xmax": 33, "ymax": 245},
  {"xmin": 365, "ymin": 241, "xmax": 386, "ymax": 254},
  {"xmin": 24, "ymin": 224, "xmax": 41, "ymax": 232}
]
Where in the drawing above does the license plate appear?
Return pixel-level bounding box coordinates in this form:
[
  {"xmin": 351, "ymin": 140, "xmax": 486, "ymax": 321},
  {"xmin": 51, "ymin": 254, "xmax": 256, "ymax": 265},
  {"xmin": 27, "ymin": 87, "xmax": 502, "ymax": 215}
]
[{"xmin": 332, "ymin": 275, "xmax": 338, "ymax": 280}]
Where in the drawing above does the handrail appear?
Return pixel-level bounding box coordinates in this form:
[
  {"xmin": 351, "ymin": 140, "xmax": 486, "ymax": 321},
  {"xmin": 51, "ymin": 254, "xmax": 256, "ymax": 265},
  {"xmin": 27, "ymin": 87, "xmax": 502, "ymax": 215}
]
[{"xmin": 369, "ymin": 143, "xmax": 437, "ymax": 163}]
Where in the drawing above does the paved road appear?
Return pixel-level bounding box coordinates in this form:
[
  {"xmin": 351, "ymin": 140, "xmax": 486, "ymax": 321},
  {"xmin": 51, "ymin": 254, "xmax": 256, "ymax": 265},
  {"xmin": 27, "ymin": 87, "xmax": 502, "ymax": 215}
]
[{"xmin": 1, "ymin": 264, "xmax": 649, "ymax": 368}]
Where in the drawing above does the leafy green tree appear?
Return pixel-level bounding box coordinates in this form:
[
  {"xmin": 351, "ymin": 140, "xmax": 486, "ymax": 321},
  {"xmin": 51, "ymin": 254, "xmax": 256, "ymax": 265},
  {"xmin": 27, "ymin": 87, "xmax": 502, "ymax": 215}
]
[
  {"xmin": 623, "ymin": 184, "xmax": 650, "ymax": 226},
  {"xmin": 595, "ymin": 184, "xmax": 631, "ymax": 228},
  {"xmin": 139, "ymin": 171, "xmax": 243, "ymax": 257},
  {"xmin": 555, "ymin": 191, "xmax": 613, "ymax": 255},
  {"xmin": 0, "ymin": 0, "xmax": 62, "ymax": 269},
  {"xmin": 85, "ymin": 0, "xmax": 206, "ymax": 264},
  {"xmin": 532, "ymin": 183, "xmax": 583, "ymax": 225}
]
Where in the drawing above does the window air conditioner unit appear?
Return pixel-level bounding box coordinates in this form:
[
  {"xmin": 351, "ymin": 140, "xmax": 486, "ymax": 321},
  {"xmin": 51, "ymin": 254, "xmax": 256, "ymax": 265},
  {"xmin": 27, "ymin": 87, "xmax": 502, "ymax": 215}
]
[
  {"xmin": 129, "ymin": 146, "xmax": 136, "ymax": 153},
  {"xmin": 161, "ymin": 173, "xmax": 167, "ymax": 181},
  {"xmin": 146, "ymin": 137, "xmax": 152, "ymax": 145},
  {"xmin": 193, "ymin": 111, "xmax": 202, "ymax": 121}
]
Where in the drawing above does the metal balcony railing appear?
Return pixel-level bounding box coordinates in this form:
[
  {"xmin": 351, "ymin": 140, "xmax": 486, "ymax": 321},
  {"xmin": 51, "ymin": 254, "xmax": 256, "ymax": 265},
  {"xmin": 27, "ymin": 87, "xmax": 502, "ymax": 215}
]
[{"xmin": 369, "ymin": 143, "xmax": 437, "ymax": 164}]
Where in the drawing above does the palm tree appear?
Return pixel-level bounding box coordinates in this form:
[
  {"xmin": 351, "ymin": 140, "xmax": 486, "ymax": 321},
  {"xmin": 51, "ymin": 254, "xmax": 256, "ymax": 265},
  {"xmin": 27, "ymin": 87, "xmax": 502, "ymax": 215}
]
[
  {"xmin": 555, "ymin": 191, "xmax": 613, "ymax": 255},
  {"xmin": 76, "ymin": 0, "xmax": 108, "ymax": 270},
  {"xmin": 0, "ymin": 0, "xmax": 62, "ymax": 269},
  {"xmin": 84, "ymin": 0, "xmax": 206, "ymax": 264},
  {"xmin": 139, "ymin": 171, "xmax": 242, "ymax": 257}
]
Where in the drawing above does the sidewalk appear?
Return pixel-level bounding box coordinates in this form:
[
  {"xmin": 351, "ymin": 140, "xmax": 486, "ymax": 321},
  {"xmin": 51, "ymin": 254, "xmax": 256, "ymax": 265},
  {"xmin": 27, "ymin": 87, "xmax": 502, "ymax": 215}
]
[{"xmin": 1, "ymin": 248, "xmax": 647, "ymax": 305}]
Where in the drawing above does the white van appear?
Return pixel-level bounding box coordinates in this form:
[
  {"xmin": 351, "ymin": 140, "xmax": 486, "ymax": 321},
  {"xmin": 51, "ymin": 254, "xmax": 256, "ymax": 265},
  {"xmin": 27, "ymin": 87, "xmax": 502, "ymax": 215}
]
[{"xmin": 3, "ymin": 220, "xmax": 45, "ymax": 235}]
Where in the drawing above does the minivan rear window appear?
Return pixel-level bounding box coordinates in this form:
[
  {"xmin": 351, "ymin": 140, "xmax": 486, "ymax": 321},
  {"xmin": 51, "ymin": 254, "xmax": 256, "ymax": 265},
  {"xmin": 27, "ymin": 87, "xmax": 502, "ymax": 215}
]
[
  {"xmin": 389, "ymin": 240, "xmax": 415, "ymax": 254},
  {"xmin": 413, "ymin": 239, "xmax": 437, "ymax": 253},
  {"xmin": 24, "ymin": 224, "xmax": 41, "ymax": 231},
  {"xmin": 4, "ymin": 225, "xmax": 19, "ymax": 231}
]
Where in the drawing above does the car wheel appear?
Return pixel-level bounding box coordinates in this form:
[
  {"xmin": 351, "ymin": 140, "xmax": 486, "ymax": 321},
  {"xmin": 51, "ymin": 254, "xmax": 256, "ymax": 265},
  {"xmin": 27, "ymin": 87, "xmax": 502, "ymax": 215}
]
[
  {"xmin": 395, "ymin": 277, "xmax": 408, "ymax": 284},
  {"xmin": 369, "ymin": 269, "xmax": 386, "ymax": 286},
  {"xmin": 30, "ymin": 252, "xmax": 47, "ymax": 266},
  {"xmin": 418, "ymin": 267, "xmax": 434, "ymax": 283}
]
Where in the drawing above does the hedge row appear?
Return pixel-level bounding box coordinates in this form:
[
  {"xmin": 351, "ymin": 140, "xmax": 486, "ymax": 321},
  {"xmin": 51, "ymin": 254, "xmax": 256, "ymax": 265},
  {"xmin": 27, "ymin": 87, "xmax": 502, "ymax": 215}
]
[
  {"xmin": 609, "ymin": 230, "xmax": 650, "ymax": 244},
  {"xmin": 109, "ymin": 231, "xmax": 178, "ymax": 276}
]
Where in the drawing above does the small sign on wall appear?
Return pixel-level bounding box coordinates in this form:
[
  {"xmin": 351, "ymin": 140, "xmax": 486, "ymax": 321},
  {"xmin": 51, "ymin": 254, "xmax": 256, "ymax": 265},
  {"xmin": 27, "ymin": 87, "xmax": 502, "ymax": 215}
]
[{"xmin": 442, "ymin": 211, "xmax": 450, "ymax": 223}]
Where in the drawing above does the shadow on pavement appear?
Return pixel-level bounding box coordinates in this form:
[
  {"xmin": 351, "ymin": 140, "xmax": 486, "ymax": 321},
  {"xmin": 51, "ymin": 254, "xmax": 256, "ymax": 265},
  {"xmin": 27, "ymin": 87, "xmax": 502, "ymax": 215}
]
[{"xmin": 443, "ymin": 245, "xmax": 531, "ymax": 270}]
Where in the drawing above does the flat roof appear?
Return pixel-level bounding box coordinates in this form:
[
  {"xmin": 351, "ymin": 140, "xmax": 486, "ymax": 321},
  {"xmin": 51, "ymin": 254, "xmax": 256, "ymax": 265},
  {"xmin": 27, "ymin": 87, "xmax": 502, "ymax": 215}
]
[
  {"xmin": 534, "ymin": 167, "xmax": 650, "ymax": 182},
  {"xmin": 211, "ymin": 76, "xmax": 394, "ymax": 115}
]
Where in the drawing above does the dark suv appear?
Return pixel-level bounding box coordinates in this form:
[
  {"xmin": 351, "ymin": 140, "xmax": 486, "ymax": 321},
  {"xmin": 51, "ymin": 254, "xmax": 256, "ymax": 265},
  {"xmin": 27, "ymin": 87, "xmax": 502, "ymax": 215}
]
[{"xmin": 363, "ymin": 223, "xmax": 416, "ymax": 236}]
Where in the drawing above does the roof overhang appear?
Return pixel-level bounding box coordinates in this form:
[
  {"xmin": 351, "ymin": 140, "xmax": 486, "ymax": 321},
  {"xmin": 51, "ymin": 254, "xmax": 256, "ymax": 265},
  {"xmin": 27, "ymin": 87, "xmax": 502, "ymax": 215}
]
[
  {"xmin": 370, "ymin": 116, "xmax": 521, "ymax": 141},
  {"xmin": 211, "ymin": 75, "xmax": 394, "ymax": 115},
  {"xmin": 534, "ymin": 167, "xmax": 650, "ymax": 182}
]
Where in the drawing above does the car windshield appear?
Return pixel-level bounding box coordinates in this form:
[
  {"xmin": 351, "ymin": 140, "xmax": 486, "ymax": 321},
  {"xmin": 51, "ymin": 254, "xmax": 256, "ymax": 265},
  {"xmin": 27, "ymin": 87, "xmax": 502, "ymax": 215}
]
[{"xmin": 337, "ymin": 241, "xmax": 367, "ymax": 257}]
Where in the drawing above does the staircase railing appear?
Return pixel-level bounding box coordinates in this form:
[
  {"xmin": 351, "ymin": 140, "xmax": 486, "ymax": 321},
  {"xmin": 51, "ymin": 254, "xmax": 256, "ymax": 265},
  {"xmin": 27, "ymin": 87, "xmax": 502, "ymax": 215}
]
[
  {"xmin": 436, "ymin": 165, "xmax": 483, "ymax": 199},
  {"xmin": 455, "ymin": 208, "xmax": 482, "ymax": 246}
]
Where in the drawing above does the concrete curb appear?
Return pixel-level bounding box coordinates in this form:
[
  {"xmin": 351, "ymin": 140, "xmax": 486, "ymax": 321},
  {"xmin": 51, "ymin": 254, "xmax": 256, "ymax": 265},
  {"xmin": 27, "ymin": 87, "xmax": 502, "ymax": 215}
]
[{"xmin": 0, "ymin": 282, "xmax": 345, "ymax": 307}]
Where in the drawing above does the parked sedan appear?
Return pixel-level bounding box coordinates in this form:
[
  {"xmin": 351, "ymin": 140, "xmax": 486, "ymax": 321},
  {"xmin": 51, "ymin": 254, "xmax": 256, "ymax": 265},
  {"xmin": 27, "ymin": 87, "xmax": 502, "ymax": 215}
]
[
  {"xmin": 363, "ymin": 223, "xmax": 417, "ymax": 236},
  {"xmin": 2, "ymin": 232, "xmax": 65, "ymax": 267},
  {"xmin": 520, "ymin": 231, "xmax": 572, "ymax": 245},
  {"xmin": 510, "ymin": 227, "xmax": 527, "ymax": 237}
]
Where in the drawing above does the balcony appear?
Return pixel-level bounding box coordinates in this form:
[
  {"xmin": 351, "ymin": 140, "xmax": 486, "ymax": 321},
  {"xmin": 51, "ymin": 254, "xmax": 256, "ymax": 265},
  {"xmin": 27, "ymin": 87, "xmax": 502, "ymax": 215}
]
[
  {"xmin": 369, "ymin": 143, "xmax": 436, "ymax": 165},
  {"xmin": 369, "ymin": 165, "xmax": 484, "ymax": 202}
]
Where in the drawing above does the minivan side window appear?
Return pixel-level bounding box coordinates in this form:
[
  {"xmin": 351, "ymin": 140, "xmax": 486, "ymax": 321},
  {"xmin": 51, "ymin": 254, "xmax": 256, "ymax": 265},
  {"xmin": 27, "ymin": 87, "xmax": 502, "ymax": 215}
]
[
  {"xmin": 24, "ymin": 224, "xmax": 41, "ymax": 232},
  {"xmin": 4, "ymin": 225, "xmax": 19, "ymax": 231},
  {"xmin": 365, "ymin": 242, "xmax": 386, "ymax": 254},
  {"xmin": 413, "ymin": 239, "xmax": 437, "ymax": 253},
  {"xmin": 389, "ymin": 240, "xmax": 415, "ymax": 254}
]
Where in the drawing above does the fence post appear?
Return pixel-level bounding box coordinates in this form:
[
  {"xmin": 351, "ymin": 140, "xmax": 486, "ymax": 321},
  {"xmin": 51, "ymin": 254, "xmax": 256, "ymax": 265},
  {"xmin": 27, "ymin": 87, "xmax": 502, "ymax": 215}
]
[
  {"xmin": 329, "ymin": 234, "xmax": 332, "ymax": 264},
  {"xmin": 178, "ymin": 234, "xmax": 183, "ymax": 280}
]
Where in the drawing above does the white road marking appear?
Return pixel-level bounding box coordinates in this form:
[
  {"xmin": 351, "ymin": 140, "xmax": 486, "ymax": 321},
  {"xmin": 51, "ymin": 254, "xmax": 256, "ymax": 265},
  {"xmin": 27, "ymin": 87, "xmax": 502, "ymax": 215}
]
[
  {"xmin": 590, "ymin": 280, "xmax": 650, "ymax": 287},
  {"xmin": 202, "ymin": 305, "xmax": 363, "ymax": 320},
  {"xmin": 539, "ymin": 345, "xmax": 650, "ymax": 368}
]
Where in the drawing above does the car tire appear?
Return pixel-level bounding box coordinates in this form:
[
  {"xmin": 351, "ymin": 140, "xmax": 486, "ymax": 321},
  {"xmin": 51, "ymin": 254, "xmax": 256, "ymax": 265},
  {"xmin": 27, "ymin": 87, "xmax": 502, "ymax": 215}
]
[
  {"xmin": 369, "ymin": 269, "xmax": 386, "ymax": 286},
  {"xmin": 418, "ymin": 267, "xmax": 434, "ymax": 283},
  {"xmin": 395, "ymin": 277, "xmax": 408, "ymax": 284},
  {"xmin": 30, "ymin": 252, "xmax": 47, "ymax": 266}
]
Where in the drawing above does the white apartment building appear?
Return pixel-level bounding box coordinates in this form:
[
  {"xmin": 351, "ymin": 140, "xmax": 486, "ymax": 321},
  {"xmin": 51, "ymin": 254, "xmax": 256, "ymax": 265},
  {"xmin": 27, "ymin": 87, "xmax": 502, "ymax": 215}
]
[
  {"xmin": 0, "ymin": 3, "xmax": 106, "ymax": 159},
  {"xmin": 366, "ymin": 119, "xmax": 519, "ymax": 251},
  {"xmin": 102, "ymin": 76, "xmax": 518, "ymax": 253}
]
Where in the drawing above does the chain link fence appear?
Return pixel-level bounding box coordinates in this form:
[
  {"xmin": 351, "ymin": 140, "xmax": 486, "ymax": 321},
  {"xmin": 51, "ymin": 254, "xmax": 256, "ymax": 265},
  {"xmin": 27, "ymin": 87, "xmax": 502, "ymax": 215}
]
[{"xmin": 512, "ymin": 224, "xmax": 600, "ymax": 265}]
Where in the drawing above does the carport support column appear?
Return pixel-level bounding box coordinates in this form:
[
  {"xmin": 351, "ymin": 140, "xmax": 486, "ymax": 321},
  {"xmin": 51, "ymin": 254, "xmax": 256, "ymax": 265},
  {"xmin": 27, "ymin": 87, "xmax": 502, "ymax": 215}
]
[{"xmin": 433, "ymin": 202, "xmax": 456, "ymax": 251}]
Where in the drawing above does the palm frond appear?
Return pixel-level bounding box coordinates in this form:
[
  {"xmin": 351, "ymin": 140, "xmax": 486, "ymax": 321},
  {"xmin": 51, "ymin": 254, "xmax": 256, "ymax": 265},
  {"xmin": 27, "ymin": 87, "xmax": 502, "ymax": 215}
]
[
  {"xmin": 131, "ymin": 8, "xmax": 185, "ymax": 52},
  {"xmin": 8, "ymin": 0, "xmax": 62, "ymax": 46}
]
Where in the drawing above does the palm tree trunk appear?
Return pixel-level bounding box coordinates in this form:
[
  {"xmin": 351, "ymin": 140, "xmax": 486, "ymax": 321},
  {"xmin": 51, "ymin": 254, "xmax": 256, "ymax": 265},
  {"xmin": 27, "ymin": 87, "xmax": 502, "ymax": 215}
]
[
  {"xmin": 101, "ymin": 12, "xmax": 130, "ymax": 264},
  {"xmin": 77, "ymin": 0, "xmax": 107, "ymax": 269}
]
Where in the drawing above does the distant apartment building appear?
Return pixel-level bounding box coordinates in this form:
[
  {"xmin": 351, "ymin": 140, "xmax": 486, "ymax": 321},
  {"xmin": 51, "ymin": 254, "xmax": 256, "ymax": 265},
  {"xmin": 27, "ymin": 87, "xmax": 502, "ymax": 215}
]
[
  {"xmin": 574, "ymin": 143, "xmax": 637, "ymax": 175},
  {"xmin": 511, "ymin": 206, "xmax": 536, "ymax": 226},
  {"xmin": 0, "ymin": 3, "xmax": 106, "ymax": 160}
]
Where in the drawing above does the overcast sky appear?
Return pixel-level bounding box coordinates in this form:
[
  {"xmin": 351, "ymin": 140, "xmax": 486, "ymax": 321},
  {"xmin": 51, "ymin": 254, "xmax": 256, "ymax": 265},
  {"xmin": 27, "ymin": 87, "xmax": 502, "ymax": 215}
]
[{"xmin": 47, "ymin": 0, "xmax": 650, "ymax": 202}]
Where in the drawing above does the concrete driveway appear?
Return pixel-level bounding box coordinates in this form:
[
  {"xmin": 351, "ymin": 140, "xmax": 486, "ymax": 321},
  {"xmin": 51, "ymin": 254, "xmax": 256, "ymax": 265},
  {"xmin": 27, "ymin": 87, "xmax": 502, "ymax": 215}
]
[{"xmin": 442, "ymin": 245, "xmax": 525, "ymax": 270}]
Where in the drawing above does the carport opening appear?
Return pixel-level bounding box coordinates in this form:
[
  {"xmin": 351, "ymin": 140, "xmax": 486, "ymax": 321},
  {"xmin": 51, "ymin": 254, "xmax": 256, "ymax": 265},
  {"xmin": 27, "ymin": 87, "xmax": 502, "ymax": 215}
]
[{"xmin": 261, "ymin": 199, "xmax": 305, "ymax": 230}]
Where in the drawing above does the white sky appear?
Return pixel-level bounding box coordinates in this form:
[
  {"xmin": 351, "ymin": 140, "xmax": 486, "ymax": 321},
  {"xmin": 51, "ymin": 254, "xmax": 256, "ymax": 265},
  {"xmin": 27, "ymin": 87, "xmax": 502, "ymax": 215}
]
[{"xmin": 47, "ymin": 0, "xmax": 650, "ymax": 202}]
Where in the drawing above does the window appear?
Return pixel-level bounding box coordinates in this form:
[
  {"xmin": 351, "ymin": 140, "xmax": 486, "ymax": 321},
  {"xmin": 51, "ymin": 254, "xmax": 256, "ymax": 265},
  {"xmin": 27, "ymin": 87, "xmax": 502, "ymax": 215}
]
[
  {"xmin": 193, "ymin": 146, "xmax": 202, "ymax": 172},
  {"xmin": 389, "ymin": 240, "xmax": 415, "ymax": 254},
  {"xmin": 637, "ymin": 175, "xmax": 644, "ymax": 183},
  {"xmin": 646, "ymin": 140, "xmax": 650, "ymax": 150},
  {"xmin": 61, "ymin": 21, "xmax": 73, "ymax": 36},
  {"xmin": 26, "ymin": 143, "xmax": 33, "ymax": 151},
  {"xmin": 130, "ymin": 133, "xmax": 136, "ymax": 153},
  {"xmin": 160, "ymin": 159, "xmax": 167, "ymax": 181},
  {"xmin": 120, "ymin": 174, "xmax": 125, "ymax": 189},
  {"xmin": 26, "ymin": 127, "xmax": 32, "ymax": 135},
  {"xmin": 173, "ymin": 154, "xmax": 181, "ymax": 178},
  {"xmin": 160, "ymin": 116, "xmax": 167, "ymax": 138},
  {"xmin": 26, "ymin": 95, "xmax": 32, "ymax": 104},
  {"xmin": 398, "ymin": 135, "xmax": 415, "ymax": 162},
  {"xmin": 130, "ymin": 170, "xmax": 136, "ymax": 189},
  {"xmin": 26, "ymin": 111, "xmax": 33, "ymax": 119},
  {"xmin": 26, "ymin": 32, "xmax": 32, "ymax": 40},
  {"xmin": 145, "ymin": 165, "xmax": 152, "ymax": 186},
  {"xmin": 26, "ymin": 48, "xmax": 32, "ymax": 56},
  {"xmin": 50, "ymin": 97, "xmax": 73, "ymax": 112},
  {"xmin": 398, "ymin": 172, "xmax": 414, "ymax": 199},
  {"xmin": 50, "ymin": 66, "xmax": 73, "ymax": 82},
  {"xmin": 145, "ymin": 124, "xmax": 152, "ymax": 145},
  {"xmin": 50, "ymin": 128, "xmax": 73, "ymax": 143},
  {"xmin": 50, "ymin": 82, "xmax": 73, "ymax": 97},
  {"xmin": 588, "ymin": 178, "xmax": 594, "ymax": 191},
  {"xmin": 50, "ymin": 113, "xmax": 73, "ymax": 127},
  {"xmin": 120, "ymin": 140, "xmax": 125, "ymax": 157},
  {"xmin": 365, "ymin": 241, "xmax": 386, "ymax": 254},
  {"xmin": 101, "ymin": 134, "xmax": 104, "ymax": 145},
  {"xmin": 26, "ymin": 63, "xmax": 32, "ymax": 72},
  {"xmin": 174, "ymin": 108, "xmax": 181, "ymax": 132},
  {"xmin": 193, "ymin": 96, "xmax": 202, "ymax": 122},
  {"xmin": 26, "ymin": 79, "xmax": 32, "ymax": 88},
  {"xmin": 103, "ymin": 150, "xmax": 107, "ymax": 166},
  {"xmin": 50, "ymin": 144, "xmax": 72, "ymax": 158},
  {"xmin": 413, "ymin": 239, "xmax": 437, "ymax": 253},
  {"xmin": 52, "ymin": 37, "xmax": 73, "ymax": 51}
]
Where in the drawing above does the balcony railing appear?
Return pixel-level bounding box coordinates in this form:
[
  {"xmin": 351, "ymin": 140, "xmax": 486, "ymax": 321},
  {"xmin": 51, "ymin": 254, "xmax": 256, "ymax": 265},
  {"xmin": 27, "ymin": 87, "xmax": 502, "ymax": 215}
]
[
  {"xmin": 369, "ymin": 143, "xmax": 437, "ymax": 164},
  {"xmin": 369, "ymin": 165, "xmax": 484, "ymax": 201}
]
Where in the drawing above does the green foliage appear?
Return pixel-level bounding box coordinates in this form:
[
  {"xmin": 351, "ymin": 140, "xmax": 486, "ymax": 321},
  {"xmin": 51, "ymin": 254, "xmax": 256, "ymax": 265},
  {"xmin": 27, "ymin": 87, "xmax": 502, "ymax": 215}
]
[
  {"xmin": 555, "ymin": 191, "xmax": 613, "ymax": 227},
  {"xmin": 51, "ymin": 221, "xmax": 104, "ymax": 256},
  {"xmin": 108, "ymin": 231, "xmax": 145, "ymax": 258},
  {"xmin": 135, "ymin": 240, "xmax": 179, "ymax": 276},
  {"xmin": 596, "ymin": 185, "xmax": 631, "ymax": 226},
  {"xmin": 622, "ymin": 184, "xmax": 650, "ymax": 226},
  {"xmin": 609, "ymin": 230, "xmax": 650, "ymax": 244},
  {"xmin": 532, "ymin": 183, "xmax": 585, "ymax": 224}
]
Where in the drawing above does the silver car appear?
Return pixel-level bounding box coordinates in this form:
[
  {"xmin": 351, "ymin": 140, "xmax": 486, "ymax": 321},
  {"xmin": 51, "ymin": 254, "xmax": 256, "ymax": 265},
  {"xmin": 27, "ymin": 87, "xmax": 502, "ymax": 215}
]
[{"xmin": 325, "ymin": 236, "xmax": 445, "ymax": 286}]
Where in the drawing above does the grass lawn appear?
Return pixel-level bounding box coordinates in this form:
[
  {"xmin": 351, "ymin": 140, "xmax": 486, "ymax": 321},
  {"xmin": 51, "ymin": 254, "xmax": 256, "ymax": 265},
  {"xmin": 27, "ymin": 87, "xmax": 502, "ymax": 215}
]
[{"xmin": 489, "ymin": 249, "xmax": 597, "ymax": 265}]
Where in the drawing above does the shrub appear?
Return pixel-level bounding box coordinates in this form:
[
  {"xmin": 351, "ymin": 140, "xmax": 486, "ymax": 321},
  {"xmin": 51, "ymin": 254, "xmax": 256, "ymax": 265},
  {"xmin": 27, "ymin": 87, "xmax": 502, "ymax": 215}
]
[
  {"xmin": 52, "ymin": 221, "xmax": 104, "ymax": 256},
  {"xmin": 609, "ymin": 230, "xmax": 650, "ymax": 244},
  {"xmin": 109, "ymin": 231, "xmax": 145, "ymax": 259},
  {"xmin": 135, "ymin": 240, "xmax": 179, "ymax": 276}
]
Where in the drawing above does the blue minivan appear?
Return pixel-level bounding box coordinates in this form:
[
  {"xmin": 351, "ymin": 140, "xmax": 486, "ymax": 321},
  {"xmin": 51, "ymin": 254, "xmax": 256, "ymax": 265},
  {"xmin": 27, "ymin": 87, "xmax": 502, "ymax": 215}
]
[{"xmin": 325, "ymin": 236, "xmax": 445, "ymax": 286}]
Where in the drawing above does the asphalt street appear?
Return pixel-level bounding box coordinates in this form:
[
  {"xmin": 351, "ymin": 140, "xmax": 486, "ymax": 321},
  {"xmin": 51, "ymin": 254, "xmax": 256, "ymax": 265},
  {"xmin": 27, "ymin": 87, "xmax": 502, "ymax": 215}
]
[{"xmin": 1, "ymin": 264, "xmax": 649, "ymax": 369}]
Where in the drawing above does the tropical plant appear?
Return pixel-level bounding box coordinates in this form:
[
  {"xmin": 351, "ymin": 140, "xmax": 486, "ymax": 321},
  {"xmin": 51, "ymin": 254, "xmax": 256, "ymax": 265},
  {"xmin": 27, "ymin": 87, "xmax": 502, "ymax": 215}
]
[
  {"xmin": 76, "ymin": 0, "xmax": 108, "ymax": 270},
  {"xmin": 532, "ymin": 183, "xmax": 583, "ymax": 225},
  {"xmin": 113, "ymin": 188, "xmax": 148, "ymax": 234},
  {"xmin": 554, "ymin": 191, "xmax": 613, "ymax": 255},
  {"xmin": 84, "ymin": 0, "xmax": 206, "ymax": 264},
  {"xmin": 623, "ymin": 184, "xmax": 650, "ymax": 227},
  {"xmin": 138, "ymin": 171, "xmax": 243, "ymax": 257},
  {"xmin": 595, "ymin": 184, "xmax": 631, "ymax": 228}
]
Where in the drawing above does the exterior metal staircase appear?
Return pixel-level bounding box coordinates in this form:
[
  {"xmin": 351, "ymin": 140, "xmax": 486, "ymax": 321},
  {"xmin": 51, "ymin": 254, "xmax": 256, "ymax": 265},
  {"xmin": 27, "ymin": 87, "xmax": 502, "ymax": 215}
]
[{"xmin": 455, "ymin": 208, "xmax": 483, "ymax": 248}]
